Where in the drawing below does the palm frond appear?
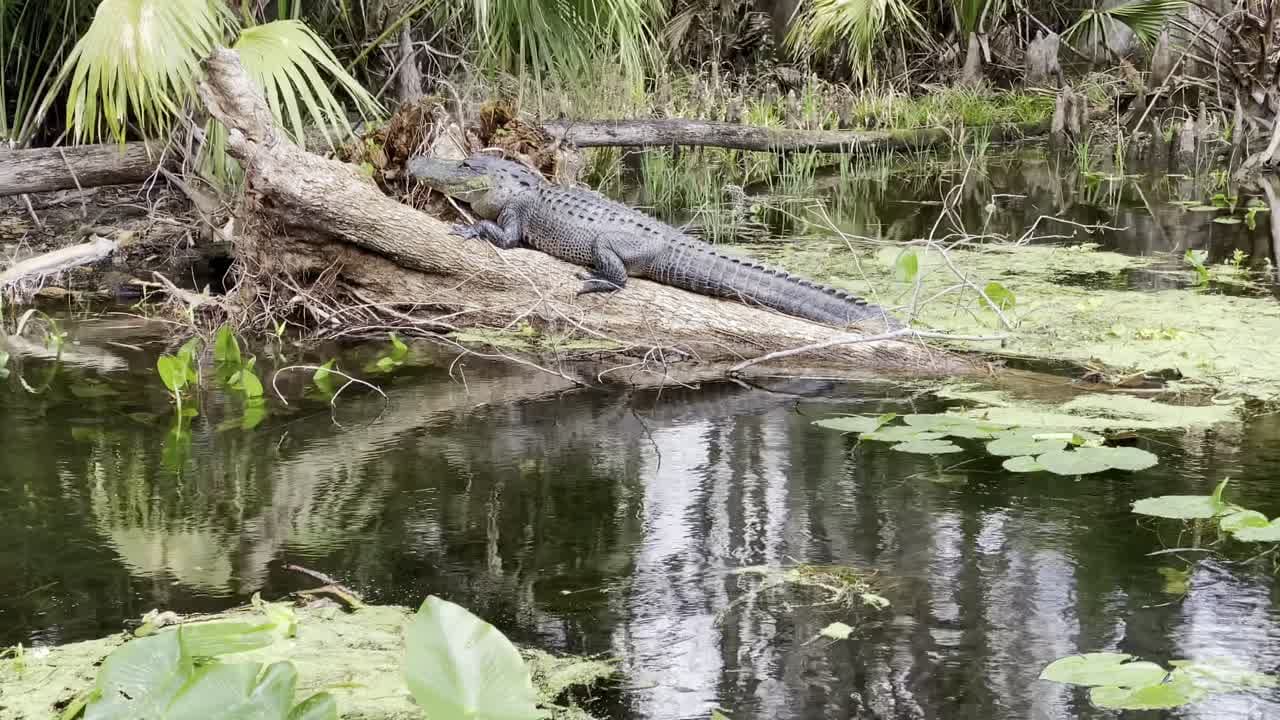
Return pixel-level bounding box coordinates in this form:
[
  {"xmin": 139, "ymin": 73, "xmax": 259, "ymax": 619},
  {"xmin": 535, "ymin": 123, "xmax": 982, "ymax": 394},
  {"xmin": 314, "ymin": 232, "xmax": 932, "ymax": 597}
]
[
  {"xmin": 1065, "ymin": 0, "xmax": 1185, "ymax": 49},
  {"xmin": 232, "ymin": 19, "xmax": 383, "ymax": 149},
  {"xmin": 784, "ymin": 0, "xmax": 927, "ymax": 82},
  {"xmin": 61, "ymin": 0, "xmax": 230, "ymax": 143}
]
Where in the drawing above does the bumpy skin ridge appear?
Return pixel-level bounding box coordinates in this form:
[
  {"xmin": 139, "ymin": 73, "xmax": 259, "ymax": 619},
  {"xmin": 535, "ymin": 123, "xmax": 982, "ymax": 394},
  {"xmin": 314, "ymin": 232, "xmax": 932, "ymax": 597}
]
[{"xmin": 409, "ymin": 154, "xmax": 902, "ymax": 329}]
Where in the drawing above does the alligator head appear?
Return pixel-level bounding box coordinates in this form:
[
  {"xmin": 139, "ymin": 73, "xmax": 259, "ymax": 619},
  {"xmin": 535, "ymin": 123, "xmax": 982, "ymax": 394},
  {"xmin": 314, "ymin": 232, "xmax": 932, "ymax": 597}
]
[{"xmin": 406, "ymin": 153, "xmax": 542, "ymax": 220}]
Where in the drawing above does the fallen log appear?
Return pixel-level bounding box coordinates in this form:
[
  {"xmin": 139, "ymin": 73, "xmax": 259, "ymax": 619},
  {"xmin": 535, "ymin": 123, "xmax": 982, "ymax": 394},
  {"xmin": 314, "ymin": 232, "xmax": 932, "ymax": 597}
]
[
  {"xmin": 540, "ymin": 117, "xmax": 1050, "ymax": 153},
  {"xmin": 196, "ymin": 48, "xmax": 983, "ymax": 380},
  {"xmin": 0, "ymin": 142, "xmax": 165, "ymax": 197}
]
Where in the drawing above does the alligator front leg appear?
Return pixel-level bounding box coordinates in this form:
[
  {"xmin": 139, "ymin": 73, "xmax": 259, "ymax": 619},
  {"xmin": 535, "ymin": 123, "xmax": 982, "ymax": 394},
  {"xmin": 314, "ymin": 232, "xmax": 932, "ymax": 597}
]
[{"xmin": 450, "ymin": 208, "xmax": 523, "ymax": 249}]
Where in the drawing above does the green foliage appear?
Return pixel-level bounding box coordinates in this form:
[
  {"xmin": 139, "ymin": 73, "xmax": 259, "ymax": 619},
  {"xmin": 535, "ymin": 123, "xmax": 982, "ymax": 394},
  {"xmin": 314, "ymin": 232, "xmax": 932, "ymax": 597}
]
[
  {"xmin": 366, "ymin": 332, "xmax": 410, "ymax": 373},
  {"xmin": 812, "ymin": 413, "xmax": 897, "ymax": 434},
  {"xmin": 231, "ymin": 20, "xmax": 379, "ymax": 150},
  {"xmin": 785, "ymin": 0, "xmax": 926, "ymax": 81},
  {"xmin": 1040, "ymin": 652, "xmax": 1275, "ymax": 710},
  {"xmin": 983, "ymin": 281, "xmax": 1015, "ymax": 310},
  {"xmin": 0, "ymin": 1, "xmax": 96, "ymax": 146},
  {"xmin": 1184, "ymin": 249, "xmax": 1210, "ymax": 286},
  {"xmin": 62, "ymin": 0, "xmax": 228, "ymax": 143},
  {"xmin": 157, "ymin": 338, "xmax": 200, "ymax": 416},
  {"xmin": 403, "ymin": 596, "xmax": 543, "ymax": 720},
  {"xmin": 1065, "ymin": 0, "xmax": 1186, "ymax": 48},
  {"xmin": 895, "ymin": 250, "xmax": 920, "ymax": 283},
  {"xmin": 435, "ymin": 0, "xmax": 663, "ymax": 83},
  {"xmin": 54, "ymin": 0, "xmax": 380, "ymax": 185},
  {"xmin": 312, "ymin": 359, "xmax": 337, "ymax": 397}
]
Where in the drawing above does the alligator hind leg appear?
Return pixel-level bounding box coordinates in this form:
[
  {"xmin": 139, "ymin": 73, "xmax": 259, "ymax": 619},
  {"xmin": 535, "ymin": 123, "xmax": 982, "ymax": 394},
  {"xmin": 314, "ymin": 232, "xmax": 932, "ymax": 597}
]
[{"xmin": 577, "ymin": 245, "xmax": 628, "ymax": 295}]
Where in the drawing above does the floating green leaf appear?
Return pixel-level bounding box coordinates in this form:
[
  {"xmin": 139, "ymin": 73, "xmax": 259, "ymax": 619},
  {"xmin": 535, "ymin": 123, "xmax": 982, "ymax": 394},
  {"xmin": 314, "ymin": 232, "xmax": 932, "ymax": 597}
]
[
  {"xmin": 1213, "ymin": 216, "xmax": 1243, "ymax": 225},
  {"xmin": 903, "ymin": 413, "xmax": 1004, "ymax": 438},
  {"xmin": 1231, "ymin": 519, "xmax": 1280, "ymax": 543},
  {"xmin": 986, "ymin": 436, "xmax": 1068, "ymax": 457},
  {"xmin": 892, "ymin": 439, "xmax": 964, "ymax": 454},
  {"xmin": 1002, "ymin": 456, "xmax": 1045, "ymax": 473},
  {"xmin": 819, "ymin": 622, "xmax": 854, "ymax": 640},
  {"xmin": 1188, "ymin": 205, "xmax": 1220, "ymax": 212},
  {"xmin": 812, "ymin": 415, "xmax": 889, "ymax": 434},
  {"xmin": 403, "ymin": 596, "xmax": 543, "ymax": 720},
  {"xmin": 1089, "ymin": 680, "xmax": 1197, "ymax": 710},
  {"xmin": 1131, "ymin": 495, "xmax": 1221, "ymax": 519},
  {"xmin": 861, "ymin": 426, "xmax": 943, "ymax": 443},
  {"xmin": 984, "ymin": 281, "xmax": 1016, "ymax": 310},
  {"xmin": 1039, "ymin": 653, "xmax": 1168, "ymax": 688},
  {"xmin": 1037, "ymin": 446, "xmax": 1157, "ymax": 475}
]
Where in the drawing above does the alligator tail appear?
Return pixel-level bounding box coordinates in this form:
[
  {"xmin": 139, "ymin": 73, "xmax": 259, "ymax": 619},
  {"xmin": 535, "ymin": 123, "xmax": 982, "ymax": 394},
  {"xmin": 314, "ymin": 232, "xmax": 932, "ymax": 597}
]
[{"xmin": 650, "ymin": 238, "xmax": 903, "ymax": 329}]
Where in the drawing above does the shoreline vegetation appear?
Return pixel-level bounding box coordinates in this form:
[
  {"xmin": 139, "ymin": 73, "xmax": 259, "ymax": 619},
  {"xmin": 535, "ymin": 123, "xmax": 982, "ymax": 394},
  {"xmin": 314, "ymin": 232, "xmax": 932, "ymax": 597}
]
[{"xmin": 5, "ymin": 2, "xmax": 1280, "ymax": 715}]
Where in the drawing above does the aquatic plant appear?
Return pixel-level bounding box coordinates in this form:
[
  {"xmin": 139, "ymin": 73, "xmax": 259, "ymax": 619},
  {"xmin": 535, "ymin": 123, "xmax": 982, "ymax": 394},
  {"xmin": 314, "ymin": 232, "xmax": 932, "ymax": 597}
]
[
  {"xmin": 156, "ymin": 338, "xmax": 200, "ymax": 418},
  {"xmin": 813, "ymin": 412, "xmax": 1159, "ymax": 475},
  {"xmin": 1133, "ymin": 479, "xmax": 1280, "ymax": 544},
  {"xmin": 1040, "ymin": 652, "xmax": 1275, "ymax": 710},
  {"xmin": 60, "ymin": 594, "xmax": 564, "ymax": 720}
]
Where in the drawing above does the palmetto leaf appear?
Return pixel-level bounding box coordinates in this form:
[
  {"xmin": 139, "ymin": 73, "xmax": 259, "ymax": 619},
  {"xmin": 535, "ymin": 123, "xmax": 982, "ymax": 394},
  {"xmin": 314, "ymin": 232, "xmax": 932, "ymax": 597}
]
[
  {"xmin": 1065, "ymin": 0, "xmax": 1185, "ymax": 49},
  {"xmin": 784, "ymin": 0, "xmax": 927, "ymax": 81},
  {"xmin": 232, "ymin": 19, "xmax": 381, "ymax": 150},
  {"xmin": 62, "ymin": 0, "xmax": 230, "ymax": 143}
]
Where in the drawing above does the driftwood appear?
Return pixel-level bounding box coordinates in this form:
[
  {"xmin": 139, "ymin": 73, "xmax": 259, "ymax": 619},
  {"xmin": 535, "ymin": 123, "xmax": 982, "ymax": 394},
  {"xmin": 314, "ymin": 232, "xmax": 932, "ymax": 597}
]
[
  {"xmin": 542, "ymin": 117, "xmax": 1050, "ymax": 153},
  {"xmin": 0, "ymin": 142, "xmax": 165, "ymax": 197},
  {"xmin": 195, "ymin": 48, "xmax": 981, "ymax": 380},
  {"xmin": 0, "ymin": 235, "xmax": 118, "ymax": 288}
]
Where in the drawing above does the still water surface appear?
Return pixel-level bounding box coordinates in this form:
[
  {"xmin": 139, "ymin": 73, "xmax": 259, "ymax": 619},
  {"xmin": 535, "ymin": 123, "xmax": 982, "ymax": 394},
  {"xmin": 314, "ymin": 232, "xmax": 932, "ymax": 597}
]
[{"xmin": 4, "ymin": 150, "xmax": 1280, "ymax": 719}]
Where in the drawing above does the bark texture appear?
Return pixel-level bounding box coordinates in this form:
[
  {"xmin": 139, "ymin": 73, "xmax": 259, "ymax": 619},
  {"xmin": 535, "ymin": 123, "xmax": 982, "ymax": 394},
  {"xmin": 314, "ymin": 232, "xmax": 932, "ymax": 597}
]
[
  {"xmin": 541, "ymin": 117, "xmax": 1051, "ymax": 153},
  {"xmin": 1025, "ymin": 31, "xmax": 1063, "ymax": 88},
  {"xmin": 0, "ymin": 142, "xmax": 165, "ymax": 197},
  {"xmin": 196, "ymin": 48, "xmax": 982, "ymax": 379}
]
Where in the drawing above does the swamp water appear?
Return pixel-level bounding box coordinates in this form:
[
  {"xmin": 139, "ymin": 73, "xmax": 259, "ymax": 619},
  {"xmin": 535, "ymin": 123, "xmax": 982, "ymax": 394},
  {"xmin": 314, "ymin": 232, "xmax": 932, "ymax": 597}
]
[{"xmin": 4, "ymin": 147, "xmax": 1280, "ymax": 719}]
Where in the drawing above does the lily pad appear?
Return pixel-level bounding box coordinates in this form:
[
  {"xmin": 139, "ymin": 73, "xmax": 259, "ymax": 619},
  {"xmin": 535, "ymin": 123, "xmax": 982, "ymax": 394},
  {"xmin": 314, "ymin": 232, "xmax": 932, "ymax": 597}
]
[
  {"xmin": 861, "ymin": 427, "xmax": 943, "ymax": 443},
  {"xmin": 1040, "ymin": 653, "xmax": 1168, "ymax": 688},
  {"xmin": 1131, "ymin": 494, "xmax": 1221, "ymax": 519},
  {"xmin": 1036, "ymin": 446, "xmax": 1158, "ymax": 475},
  {"xmin": 1002, "ymin": 456, "xmax": 1046, "ymax": 473},
  {"xmin": 891, "ymin": 439, "xmax": 964, "ymax": 455},
  {"xmin": 812, "ymin": 415, "xmax": 887, "ymax": 434},
  {"xmin": 986, "ymin": 436, "xmax": 1068, "ymax": 457},
  {"xmin": 1188, "ymin": 205, "xmax": 1222, "ymax": 212},
  {"xmin": 903, "ymin": 414, "xmax": 1005, "ymax": 438},
  {"xmin": 1213, "ymin": 216, "xmax": 1243, "ymax": 225}
]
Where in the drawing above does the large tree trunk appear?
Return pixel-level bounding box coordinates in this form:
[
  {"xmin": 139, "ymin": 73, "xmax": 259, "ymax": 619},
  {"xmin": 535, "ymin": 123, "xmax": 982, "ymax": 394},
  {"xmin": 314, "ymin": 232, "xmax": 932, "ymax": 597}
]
[
  {"xmin": 542, "ymin": 117, "xmax": 1051, "ymax": 152},
  {"xmin": 0, "ymin": 141, "xmax": 166, "ymax": 197},
  {"xmin": 196, "ymin": 49, "xmax": 982, "ymax": 380}
]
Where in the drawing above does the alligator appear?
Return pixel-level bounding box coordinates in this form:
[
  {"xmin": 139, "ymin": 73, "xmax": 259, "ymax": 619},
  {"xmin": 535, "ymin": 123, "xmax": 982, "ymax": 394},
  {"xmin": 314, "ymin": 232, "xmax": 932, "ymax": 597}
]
[{"xmin": 407, "ymin": 153, "xmax": 902, "ymax": 330}]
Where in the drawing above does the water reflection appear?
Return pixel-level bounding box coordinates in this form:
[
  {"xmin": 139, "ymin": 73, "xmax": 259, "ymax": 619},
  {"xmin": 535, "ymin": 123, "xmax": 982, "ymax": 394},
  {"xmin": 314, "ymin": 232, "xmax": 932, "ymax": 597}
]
[{"xmin": 4, "ymin": 282, "xmax": 1280, "ymax": 714}]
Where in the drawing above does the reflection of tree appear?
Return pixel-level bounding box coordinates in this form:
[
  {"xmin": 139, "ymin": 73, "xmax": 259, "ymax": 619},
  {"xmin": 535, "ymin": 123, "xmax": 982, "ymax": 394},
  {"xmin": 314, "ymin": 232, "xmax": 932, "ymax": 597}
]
[{"xmin": 8, "ymin": 350, "xmax": 1280, "ymax": 720}]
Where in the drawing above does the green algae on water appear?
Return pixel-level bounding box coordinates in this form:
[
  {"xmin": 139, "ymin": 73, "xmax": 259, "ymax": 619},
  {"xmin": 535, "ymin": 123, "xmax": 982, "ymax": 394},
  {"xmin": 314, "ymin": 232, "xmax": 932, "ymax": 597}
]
[{"xmin": 756, "ymin": 239, "xmax": 1280, "ymax": 403}]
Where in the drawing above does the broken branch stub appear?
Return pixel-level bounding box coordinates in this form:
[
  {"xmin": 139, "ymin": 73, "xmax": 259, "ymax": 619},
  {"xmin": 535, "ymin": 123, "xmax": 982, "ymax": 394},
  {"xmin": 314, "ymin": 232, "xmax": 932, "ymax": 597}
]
[{"xmin": 195, "ymin": 48, "xmax": 980, "ymax": 378}]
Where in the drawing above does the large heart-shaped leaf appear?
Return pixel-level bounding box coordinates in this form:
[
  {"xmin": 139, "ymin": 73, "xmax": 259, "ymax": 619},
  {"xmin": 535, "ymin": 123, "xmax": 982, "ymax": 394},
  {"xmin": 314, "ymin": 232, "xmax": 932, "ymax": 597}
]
[
  {"xmin": 1040, "ymin": 652, "xmax": 1167, "ymax": 688},
  {"xmin": 1132, "ymin": 495, "xmax": 1221, "ymax": 519},
  {"xmin": 85, "ymin": 632, "xmax": 192, "ymax": 720},
  {"xmin": 403, "ymin": 596, "xmax": 544, "ymax": 720}
]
